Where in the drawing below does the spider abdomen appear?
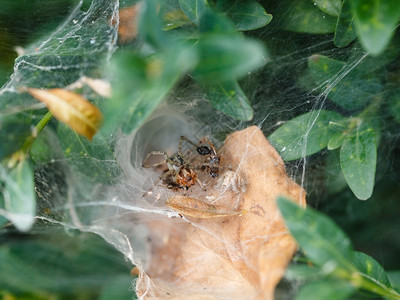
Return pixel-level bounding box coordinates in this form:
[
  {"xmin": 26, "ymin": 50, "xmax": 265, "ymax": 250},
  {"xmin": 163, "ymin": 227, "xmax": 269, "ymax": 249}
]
[{"xmin": 177, "ymin": 167, "xmax": 197, "ymax": 189}]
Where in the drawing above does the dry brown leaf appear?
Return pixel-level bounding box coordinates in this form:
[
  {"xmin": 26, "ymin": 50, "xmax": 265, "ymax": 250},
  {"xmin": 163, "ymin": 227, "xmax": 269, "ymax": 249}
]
[
  {"xmin": 25, "ymin": 88, "xmax": 103, "ymax": 140},
  {"xmin": 136, "ymin": 126, "xmax": 306, "ymax": 300},
  {"xmin": 65, "ymin": 77, "xmax": 111, "ymax": 98},
  {"xmin": 115, "ymin": 5, "xmax": 139, "ymax": 44},
  {"xmin": 81, "ymin": 77, "xmax": 111, "ymax": 98},
  {"xmin": 166, "ymin": 195, "xmax": 245, "ymax": 218}
]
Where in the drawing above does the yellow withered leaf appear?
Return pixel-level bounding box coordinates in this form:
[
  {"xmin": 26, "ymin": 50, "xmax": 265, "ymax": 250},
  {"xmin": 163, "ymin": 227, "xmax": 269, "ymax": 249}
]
[
  {"xmin": 26, "ymin": 88, "xmax": 103, "ymax": 140},
  {"xmin": 166, "ymin": 195, "xmax": 245, "ymax": 218}
]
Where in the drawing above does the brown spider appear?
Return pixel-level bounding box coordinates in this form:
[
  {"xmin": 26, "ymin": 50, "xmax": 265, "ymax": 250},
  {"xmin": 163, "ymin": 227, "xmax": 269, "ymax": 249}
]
[
  {"xmin": 142, "ymin": 137, "xmax": 205, "ymax": 195},
  {"xmin": 181, "ymin": 136, "xmax": 222, "ymax": 178},
  {"xmin": 142, "ymin": 136, "xmax": 222, "ymax": 196}
]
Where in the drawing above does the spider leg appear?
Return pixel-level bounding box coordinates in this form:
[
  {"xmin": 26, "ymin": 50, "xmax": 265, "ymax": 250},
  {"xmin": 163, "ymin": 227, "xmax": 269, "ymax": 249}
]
[
  {"xmin": 196, "ymin": 178, "xmax": 207, "ymax": 191},
  {"xmin": 142, "ymin": 151, "xmax": 169, "ymax": 168},
  {"xmin": 199, "ymin": 137, "xmax": 218, "ymax": 155},
  {"xmin": 180, "ymin": 136, "xmax": 198, "ymax": 148},
  {"xmin": 142, "ymin": 169, "xmax": 173, "ymax": 197},
  {"xmin": 170, "ymin": 165, "xmax": 183, "ymax": 183},
  {"xmin": 142, "ymin": 177, "xmax": 161, "ymax": 197},
  {"xmin": 179, "ymin": 135, "xmax": 202, "ymax": 161}
]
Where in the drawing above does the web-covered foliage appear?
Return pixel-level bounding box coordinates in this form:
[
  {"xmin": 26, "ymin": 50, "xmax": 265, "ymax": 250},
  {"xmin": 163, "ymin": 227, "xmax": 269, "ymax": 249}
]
[{"xmin": 1, "ymin": 0, "xmax": 400, "ymax": 299}]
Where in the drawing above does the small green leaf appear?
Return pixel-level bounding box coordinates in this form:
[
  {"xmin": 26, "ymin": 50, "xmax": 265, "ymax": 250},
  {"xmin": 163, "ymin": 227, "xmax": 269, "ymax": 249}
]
[
  {"xmin": 178, "ymin": 0, "xmax": 208, "ymax": 25},
  {"xmin": 296, "ymin": 280, "xmax": 355, "ymax": 300},
  {"xmin": 194, "ymin": 35, "xmax": 266, "ymax": 83},
  {"xmin": 340, "ymin": 122, "xmax": 376, "ymax": 200},
  {"xmin": 309, "ymin": 54, "xmax": 347, "ymax": 79},
  {"xmin": 203, "ymin": 80, "xmax": 253, "ymax": 120},
  {"xmin": 1, "ymin": 159, "xmax": 36, "ymax": 231},
  {"xmin": 351, "ymin": 0, "xmax": 400, "ymax": 55},
  {"xmin": 311, "ymin": 0, "xmax": 342, "ymax": 17},
  {"xmin": 104, "ymin": 45, "xmax": 198, "ymax": 134},
  {"xmin": 327, "ymin": 131, "xmax": 347, "ymax": 150},
  {"xmin": 308, "ymin": 55, "xmax": 382, "ymax": 110},
  {"xmin": 268, "ymin": 110, "xmax": 343, "ymax": 161},
  {"xmin": 334, "ymin": 0, "xmax": 357, "ymax": 47},
  {"xmin": 162, "ymin": 8, "xmax": 191, "ymax": 30},
  {"xmin": 280, "ymin": 0, "xmax": 337, "ymax": 34},
  {"xmin": 389, "ymin": 93, "xmax": 400, "ymax": 125},
  {"xmin": 277, "ymin": 197, "xmax": 355, "ymax": 270},
  {"xmin": 352, "ymin": 251, "xmax": 391, "ymax": 287},
  {"xmin": 227, "ymin": 1, "xmax": 272, "ymax": 31},
  {"xmin": 325, "ymin": 150, "xmax": 348, "ymax": 194},
  {"xmin": 198, "ymin": 9, "xmax": 236, "ymax": 34},
  {"xmin": 0, "ymin": 114, "xmax": 32, "ymax": 161}
]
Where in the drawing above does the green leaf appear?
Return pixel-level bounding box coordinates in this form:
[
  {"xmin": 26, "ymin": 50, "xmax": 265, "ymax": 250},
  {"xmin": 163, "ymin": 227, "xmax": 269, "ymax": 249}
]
[
  {"xmin": 162, "ymin": 8, "xmax": 191, "ymax": 30},
  {"xmin": 0, "ymin": 216, "xmax": 7, "ymax": 228},
  {"xmin": 277, "ymin": 197, "xmax": 355, "ymax": 270},
  {"xmin": 0, "ymin": 232, "xmax": 131, "ymax": 296},
  {"xmin": 387, "ymin": 271, "xmax": 400, "ymax": 290},
  {"xmin": 351, "ymin": 0, "xmax": 400, "ymax": 55},
  {"xmin": 1, "ymin": 158, "xmax": 35, "ymax": 231},
  {"xmin": 296, "ymin": 280, "xmax": 355, "ymax": 300},
  {"xmin": 0, "ymin": 114, "xmax": 32, "ymax": 161},
  {"xmin": 309, "ymin": 54, "xmax": 347, "ymax": 78},
  {"xmin": 352, "ymin": 251, "xmax": 391, "ymax": 287},
  {"xmin": 98, "ymin": 274, "xmax": 134, "ymax": 300},
  {"xmin": 268, "ymin": 110, "xmax": 343, "ymax": 161},
  {"xmin": 325, "ymin": 150, "xmax": 348, "ymax": 195},
  {"xmin": 0, "ymin": 193, "xmax": 8, "ymax": 228},
  {"xmin": 308, "ymin": 55, "xmax": 382, "ymax": 110},
  {"xmin": 198, "ymin": 9, "xmax": 236, "ymax": 34},
  {"xmin": 340, "ymin": 122, "xmax": 376, "ymax": 200},
  {"xmin": 194, "ymin": 35, "xmax": 266, "ymax": 83},
  {"xmin": 334, "ymin": 0, "xmax": 357, "ymax": 47},
  {"xmin": 58, "ymin": 123, "xmax": 119, "ymax": 184},
  {"xmin": 279, "ymin": 0, "xmax": 337, "ymax": 34},
  {"xmin": 389, "ymin": 92, "xmax": 400, "ymax": 125},
  {"xmin": 285, "ymin": 264, "xmax": 325, "ymax": 281},
  {"xmin": 30, "ymin": 127, "xmax": 58, "ymax": 164},
  {"xmin": 227, "ymin": 1, "xmax": 272, "ymax": 31},
  {"xmin": 203, "ymin": 80, "xmax": 253, "ymax": 120},
  {"xmin": 327, "ymin": 131, "xmax": 347, "ymax": 150},
  {"xmin": 104, "ymin": 45, "xmax": 198, "ymax": 134},
  {"xmin": 311, "ymin": 0, "xmax": 342, "ymax": 17},
  {"xmin": 178, "ymin": 0, "xmax": 208, "ymax": 25}
]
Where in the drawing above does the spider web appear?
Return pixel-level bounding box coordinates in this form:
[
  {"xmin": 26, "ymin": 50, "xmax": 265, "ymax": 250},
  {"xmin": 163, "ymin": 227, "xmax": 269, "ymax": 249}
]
[{"xmin": 1, "ymin": 0, "xmax": 399, "ymax": 299}]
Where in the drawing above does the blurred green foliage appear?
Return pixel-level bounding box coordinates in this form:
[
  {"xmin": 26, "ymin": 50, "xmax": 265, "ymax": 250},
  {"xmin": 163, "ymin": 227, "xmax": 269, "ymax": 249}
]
[
  {"xmin": 0, "ymin": 0, "xmax": 78, "ymax": 85},
  {"xmin": 279, "ymin": 197, "xmax": 400, "ymax": 299},
  {"xmin": 0, "ymin": 230, "xmax": 134, "ymax": 299}
]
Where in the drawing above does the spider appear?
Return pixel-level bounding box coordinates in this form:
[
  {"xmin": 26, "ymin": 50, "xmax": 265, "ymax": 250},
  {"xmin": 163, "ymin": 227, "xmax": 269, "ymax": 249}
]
[
  {"xmin": 142, "ymin": 136, "xmax": 222, "ymax": 195},
  {"xmin": 142, "ymin": 137, "xmax": 205, "ymax": 195},
  {"xmin": 180, "ymin": 136, "xmax": 221, "ymax": 178}
]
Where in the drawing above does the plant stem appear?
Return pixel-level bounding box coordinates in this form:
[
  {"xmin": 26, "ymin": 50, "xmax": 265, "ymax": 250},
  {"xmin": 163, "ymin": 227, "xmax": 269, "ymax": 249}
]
[
  {"xmin": 35, "ymin": 111, "xmax": 53, "ymax": 133},
  {"xmin": 357, "ymin": 273, "xmax": 400, "ymax": 300},
  {"xmin": 22, "ymin": 111, "xmax": 53, "ymax": 153}
]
